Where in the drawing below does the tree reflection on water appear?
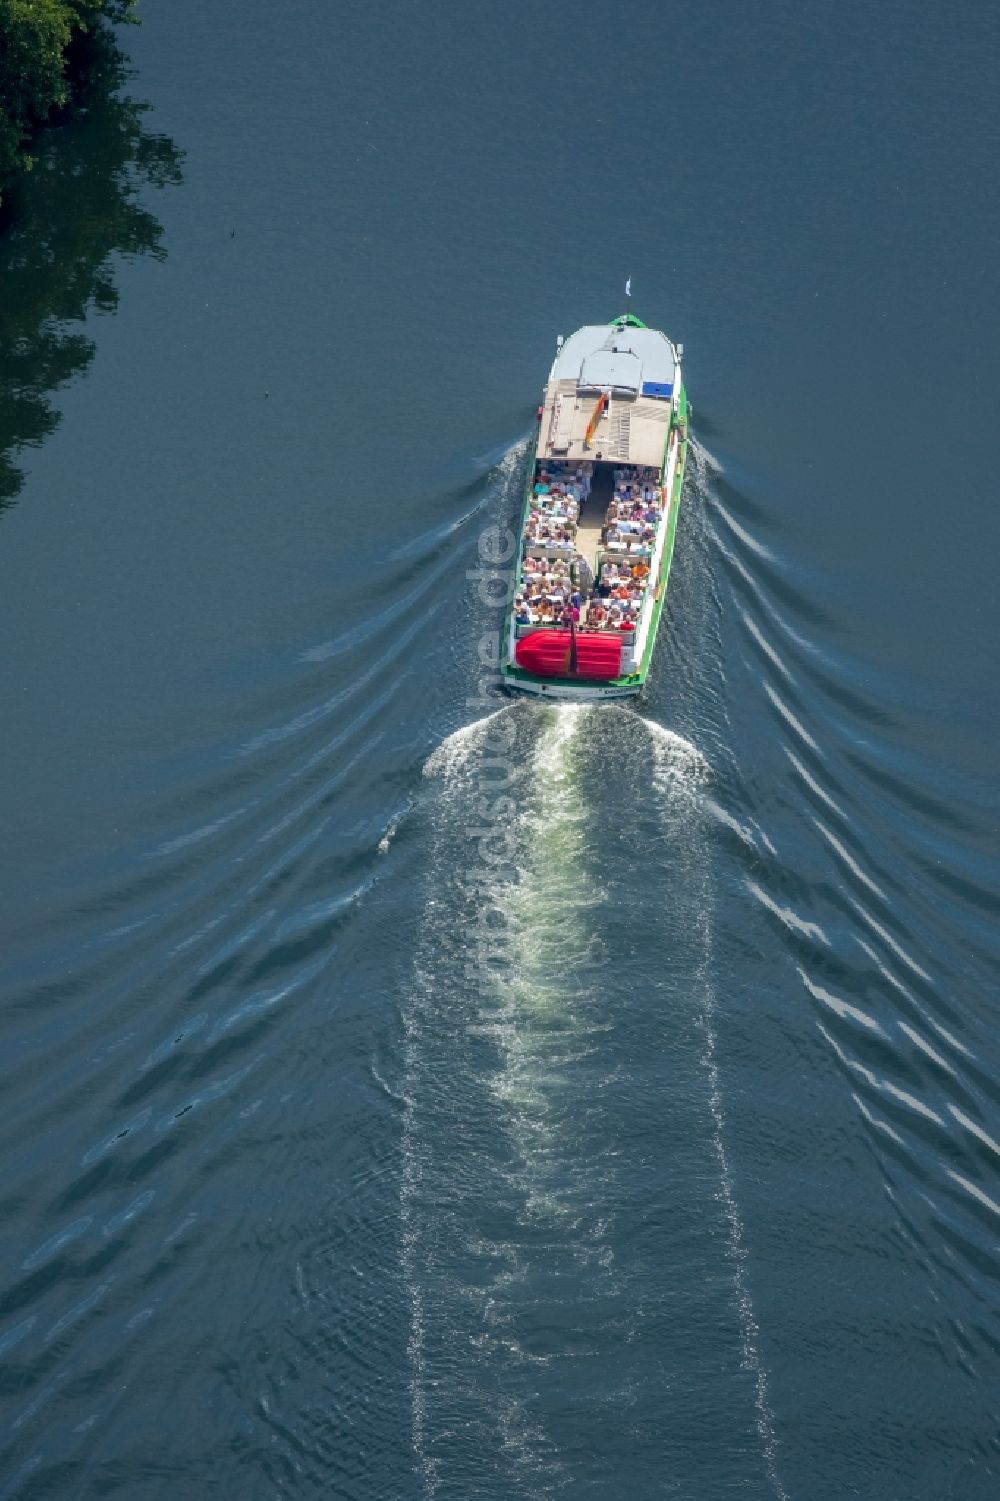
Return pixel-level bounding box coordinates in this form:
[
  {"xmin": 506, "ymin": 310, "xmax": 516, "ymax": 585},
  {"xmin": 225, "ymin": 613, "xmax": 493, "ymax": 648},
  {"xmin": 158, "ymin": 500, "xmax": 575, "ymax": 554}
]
[{"xmin": 0, "ymin": 30, "xmax": 183, "ymax": 511}]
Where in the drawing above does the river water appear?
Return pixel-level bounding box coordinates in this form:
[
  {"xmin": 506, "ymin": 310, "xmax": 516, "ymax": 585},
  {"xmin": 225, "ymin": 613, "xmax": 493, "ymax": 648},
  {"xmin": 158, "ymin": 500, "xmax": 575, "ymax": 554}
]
[{"xmin": 2, "ymin": 2, "xmax": 999, "ymax": 1496}]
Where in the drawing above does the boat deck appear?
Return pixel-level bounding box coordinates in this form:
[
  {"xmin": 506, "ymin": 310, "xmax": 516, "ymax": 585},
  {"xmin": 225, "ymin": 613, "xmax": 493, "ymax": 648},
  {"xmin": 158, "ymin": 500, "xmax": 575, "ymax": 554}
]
[
  {"xmin": 512, "ymin": 457, "xmax": 668, "ymax": 641},
  {"xmin": 573, "ymin": 466, "xmax": 613, "ymax": 574},
  {"xmin": 502, "ymin": 320, "xmax": 687, "ymax": 694}
]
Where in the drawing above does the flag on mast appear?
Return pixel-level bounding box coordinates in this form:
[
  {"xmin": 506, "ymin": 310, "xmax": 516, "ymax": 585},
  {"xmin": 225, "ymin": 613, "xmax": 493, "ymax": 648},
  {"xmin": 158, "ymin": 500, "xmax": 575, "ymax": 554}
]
[
  {"xmin": 583, "ymin": 390, "xmax": 609, "ymax": 446},
  {"xmin": 625, "ymin": 277, "xmax": 631, "ymax": 300}
]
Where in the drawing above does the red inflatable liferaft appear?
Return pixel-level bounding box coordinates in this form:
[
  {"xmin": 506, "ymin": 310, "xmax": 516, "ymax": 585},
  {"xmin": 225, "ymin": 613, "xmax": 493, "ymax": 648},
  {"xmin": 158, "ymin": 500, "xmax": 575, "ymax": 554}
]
[{"xmin": 514, "ymin": 629, "xmax": 623, "ymax": 680}]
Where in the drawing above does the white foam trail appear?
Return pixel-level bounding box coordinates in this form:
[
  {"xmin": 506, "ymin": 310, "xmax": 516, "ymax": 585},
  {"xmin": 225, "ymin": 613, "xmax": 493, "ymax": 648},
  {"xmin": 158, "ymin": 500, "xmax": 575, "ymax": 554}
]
[
  {"xmin": 402, "ymin": 704, "xmax": 549, "ymax": 1497},
  {"xmin": 690, "ymin": 433, "xmax": 724, "ymax": 476},
  {"xmin": 747, "ymin": 879, "xmax": 831, "ymax": 947},
  {"xmin": 703, "ymin": 796, "xmax": 762, "ymax": 853},
  {"xmin": 798, "ymin": 966, "xmax": 885, "ymax": 1036},
  {"xmin": 402, "ymin": 704, "xmax": 606, "ymax": 1495},
  {"xmin": 377, "ymin": 800, "xmax": 411, "ymax": 856},
  {"xmin": 400, "ymin": 1010, "xmax": 436, "ymax": 1496},
  {"xmin": 488, "ymin": 706, "xmax": 599, "ymax": 1222},
  {"xmin": 422, "ymin": 707, "xmax": 509, "ymax": 780},
  {"xmin": 400, "ymin": 438, "xmax": 538, "ymax": 1494},
  {"xmin": 815, "ymin": 821, "xmax": 888, "ymax": 902},
  {"xmin": 638, "ymin": 717, "xmax": 709, "ymax": 795},
  {"xmin": 763, "ymin": 682, "xmax": 822, "ymax": 755},
  {"xmin": 408, "ymin": 692, "xmax": 788, "ymax": 1494},
  {"xmin": 741, "ymin": 610, "xmax": 794, "ymax": 682},
  {"xmin": 530, "ymin": 700, "xmax": 583, "ymax": 776},
  {"xmin": 479, "ymin": 705, "xmax": 614, "ymax": 1490},
  {"xmin": 491, "ymin": 433, "xmax": 532, "ymax": 488},
  {"xmin": 849, "ymin": 899, "xmax": 933, "ymax": 985},
  {"xmin": 712, "ymin": 500, "xmax": 777, "ymax": 562},
  {"xmin": 647, "ymin": 724, "xmax": 789, "ymax": 1501}
]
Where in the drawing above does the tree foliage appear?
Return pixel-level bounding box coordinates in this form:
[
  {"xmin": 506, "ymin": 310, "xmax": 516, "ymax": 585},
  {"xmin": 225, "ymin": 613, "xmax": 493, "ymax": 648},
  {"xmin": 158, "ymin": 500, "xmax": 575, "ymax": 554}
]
[
  {"xmin": 0, "ymin": 0, "xmax": 138, "ymax": 205},
  {"xmin": 0, "ymin": 3, "xmax": 180, "ymax": 510}
]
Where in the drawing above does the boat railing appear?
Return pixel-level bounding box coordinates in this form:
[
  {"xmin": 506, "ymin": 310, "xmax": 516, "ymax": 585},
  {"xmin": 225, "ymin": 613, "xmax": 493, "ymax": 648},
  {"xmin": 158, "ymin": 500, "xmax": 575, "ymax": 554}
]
[{"xmin": 524, "ymin": 542, "xmax": 577, "ymax": 559}]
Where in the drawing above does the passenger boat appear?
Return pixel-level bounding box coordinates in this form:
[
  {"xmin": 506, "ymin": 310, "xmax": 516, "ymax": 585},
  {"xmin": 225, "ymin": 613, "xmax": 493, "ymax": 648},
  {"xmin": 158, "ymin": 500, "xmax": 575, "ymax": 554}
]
[{"xmin": 500, "ymin": 312, "xmax": 688, "ymax": 700}]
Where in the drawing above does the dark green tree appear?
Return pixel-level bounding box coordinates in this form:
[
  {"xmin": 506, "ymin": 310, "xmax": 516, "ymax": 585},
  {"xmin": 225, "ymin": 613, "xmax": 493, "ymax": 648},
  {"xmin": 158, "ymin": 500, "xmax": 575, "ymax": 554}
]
[
  {"xmin": 0, "ymin": 14, "xmax": 181, "ymax": 509},
  {"xmin": 0, "ymin": 0, "xmax": 139, "ymax": 203}
]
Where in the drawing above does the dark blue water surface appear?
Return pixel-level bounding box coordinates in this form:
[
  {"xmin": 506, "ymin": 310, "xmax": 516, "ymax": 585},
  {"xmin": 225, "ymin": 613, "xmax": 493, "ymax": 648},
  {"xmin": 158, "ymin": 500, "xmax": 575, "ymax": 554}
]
[{"xmin": 2, "ymin": 1, "xmax": 999, "ymax": 1496}]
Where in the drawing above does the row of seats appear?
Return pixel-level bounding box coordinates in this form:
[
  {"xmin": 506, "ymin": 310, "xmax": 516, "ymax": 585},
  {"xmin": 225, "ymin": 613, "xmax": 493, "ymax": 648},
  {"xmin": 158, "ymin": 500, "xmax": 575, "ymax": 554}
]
[
  {"xmin": 593, "ymin": 543, "xmax": 656, "ymax": 626},
  {"xmin": 514, "ymin": 560, "xmax": 582, "ymax": 625},
  {"xmin": 525, "ymin": 515, "xmax": 576, "ymax": 548},
  {"xmin": 532, "ymin": 460, "xmax": 593, "ymax": 505},
  {"xmin": 523, "ymin": 459, "xmax": 592, "ymax": 549},
  {"xmin": 514, "ymin": 462, "xmax": 665, "ymax": 640},
  {"xmin": 582, "ymin": 599, "xmax": 638, "ymax": 632},
  {"xmin": 514, "ymin": 558, "xmax": 644, "ymax": 634},
  {"xmin": 613, "ymin": 464, "xmax": 661, "ymax": 506},
  {"xmin": 604, "ymin": 464, "xmax": 662, "ymax": 548}
]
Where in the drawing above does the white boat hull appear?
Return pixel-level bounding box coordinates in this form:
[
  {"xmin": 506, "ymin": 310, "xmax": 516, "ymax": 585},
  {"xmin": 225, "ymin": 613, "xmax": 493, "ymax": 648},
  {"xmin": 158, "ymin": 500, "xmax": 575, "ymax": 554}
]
[{"xmin": 503, "ymin": 678, "xmax": 641, "ymax": 702}]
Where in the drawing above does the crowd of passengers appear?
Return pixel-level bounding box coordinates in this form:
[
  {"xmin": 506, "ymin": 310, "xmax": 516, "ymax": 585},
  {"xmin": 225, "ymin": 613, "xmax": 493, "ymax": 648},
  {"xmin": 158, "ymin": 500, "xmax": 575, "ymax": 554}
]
[
  {"xmin": 514, "ymin": 462, "xmax": 664, "ymax": 633},
  {"xmin": 514, "ymin": 558, "xmax": 652, "ymax": 634},
  {"xmin": 584, "ymin": 558, "xmax": 650, "ymax": 631},
  {"xmin": 514, "ymin": 574, "xmax": 585, "ymax": 628},
  {"xmin": 603, "ymin": 465, "xmax": 662, "ymax": 550},
  {"xmin": 523, "ymin": 460, "xmax": 591, "ymax": 548}
]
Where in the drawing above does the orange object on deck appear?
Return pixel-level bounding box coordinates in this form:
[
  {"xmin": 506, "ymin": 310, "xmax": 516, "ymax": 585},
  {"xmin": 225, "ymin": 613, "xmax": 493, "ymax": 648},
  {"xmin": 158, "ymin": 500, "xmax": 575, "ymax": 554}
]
[{"xmin": 583, "ymin": 391, "xmax": 609, "ymax": 446}]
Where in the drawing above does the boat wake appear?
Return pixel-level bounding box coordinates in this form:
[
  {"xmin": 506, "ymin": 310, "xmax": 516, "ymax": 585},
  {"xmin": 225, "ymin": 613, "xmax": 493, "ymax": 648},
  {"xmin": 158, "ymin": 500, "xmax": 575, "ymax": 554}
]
[
  {"xmin": 646, "ymin": 723, "xmax": 789, "ymax": 1501},
  {"xmin": 398, "ymin": 362, "xmax": 786, "ymax": 1497},
  {"xmin": 421, "ymin": 706, "xmax": 511, "ymax": 783},
  {"xmin": 403, "ymin": 703, "xmax": 608, "ymax": 1495},
  {"xmin": 402, "ymin": 700, "xmax": 787, "ymax": 1496}
]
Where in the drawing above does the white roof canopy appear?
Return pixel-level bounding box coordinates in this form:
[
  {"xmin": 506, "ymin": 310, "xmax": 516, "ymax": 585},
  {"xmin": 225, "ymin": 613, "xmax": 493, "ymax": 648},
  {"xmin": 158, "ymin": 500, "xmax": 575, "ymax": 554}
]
[
  {"xmin": 579, "ymin": 349, "xmax": 642, "ymax": 393},
  {"xmin": 552, "ymin": 323, "xmax": 678, "ymax": 391}
]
